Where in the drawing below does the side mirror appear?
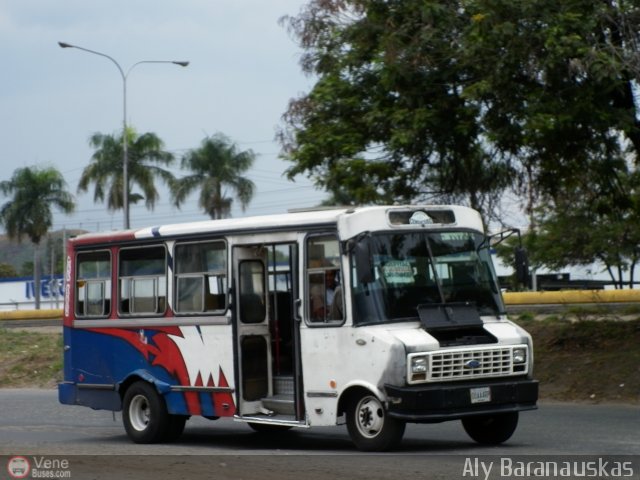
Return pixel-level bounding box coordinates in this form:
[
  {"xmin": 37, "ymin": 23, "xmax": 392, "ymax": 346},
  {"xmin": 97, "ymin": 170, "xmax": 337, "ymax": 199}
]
[{"xmin": 514, "ymin": 247, "xmax": 529, "ymax": 286}]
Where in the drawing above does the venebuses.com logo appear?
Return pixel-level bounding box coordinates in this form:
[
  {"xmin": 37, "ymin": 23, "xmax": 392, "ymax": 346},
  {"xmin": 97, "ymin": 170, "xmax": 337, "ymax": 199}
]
[{"xmin": 6, "ymin": 455, "xmax": 71, "ymax": 479}]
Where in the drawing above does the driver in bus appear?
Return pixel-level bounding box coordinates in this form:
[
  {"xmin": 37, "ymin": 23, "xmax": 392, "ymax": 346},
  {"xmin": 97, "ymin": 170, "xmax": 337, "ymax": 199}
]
[{"xmin": 311, "ymin": 268, "xmax": 340, "ymax": 321}]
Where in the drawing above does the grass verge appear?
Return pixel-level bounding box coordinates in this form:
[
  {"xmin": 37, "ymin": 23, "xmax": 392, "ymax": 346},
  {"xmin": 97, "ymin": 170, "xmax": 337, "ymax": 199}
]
[{"xmin": 0, "ymin": 329, "xmax": 63, "ymax": 388}]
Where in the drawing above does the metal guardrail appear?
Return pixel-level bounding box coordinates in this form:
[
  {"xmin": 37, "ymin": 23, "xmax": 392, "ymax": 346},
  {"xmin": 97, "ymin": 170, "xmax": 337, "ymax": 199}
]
[
  {"xmin": 503, "ymin": 289, "xmax": 640, "ymax": 306},
  {"xmin": 0, "ymin": 309, "xmax": 63, "ymax": 321}
]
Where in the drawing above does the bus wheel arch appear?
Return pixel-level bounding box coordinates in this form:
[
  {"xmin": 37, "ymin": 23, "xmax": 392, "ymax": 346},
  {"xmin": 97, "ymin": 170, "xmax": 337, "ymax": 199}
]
[
  {"xmin": 118, "ymin": 370, "xmax": 171, "ymax": 400},
  {"xmin": 118, "ymin": 374, "xmax": 145, "ymax": 403},
  {"xmin": 338, "ymin": 386, "xmax": 405, "ymax": 452}
]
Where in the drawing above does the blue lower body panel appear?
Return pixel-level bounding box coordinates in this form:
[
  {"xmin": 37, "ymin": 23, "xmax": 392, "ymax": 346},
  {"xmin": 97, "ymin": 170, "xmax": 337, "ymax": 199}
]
[
  {"xmin": 59, "ymin": 382, "xmax": 121, "ymax": 410},
  {"xmin": 59, "ymin": 325, "xmax": 237, "ymax": 417}
]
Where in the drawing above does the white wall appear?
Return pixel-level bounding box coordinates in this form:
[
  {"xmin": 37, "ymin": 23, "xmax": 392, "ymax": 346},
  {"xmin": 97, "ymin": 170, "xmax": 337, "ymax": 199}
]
[{"xmin": 0, "ymin": 276, "xmax": 64, "ymax": 311}]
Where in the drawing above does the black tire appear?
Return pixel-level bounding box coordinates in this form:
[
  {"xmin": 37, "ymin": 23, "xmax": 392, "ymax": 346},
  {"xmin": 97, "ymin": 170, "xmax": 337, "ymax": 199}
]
[
  {"xmin": 345, "ymin": 393, "xmax": 405, "ymax": 452},
  {"xmin": 122, "ymin": 381, "xmax": 170, "ymax": 444},
  {"xmin": 164, "ymin": 415, "xmax": 188, "ymax": 442},
  {"xmin": 462, "ymin": 412, "xmax": 519, "ymax": 445},
  {"xmin": 247, "ymin": 422, "xmax": 293, "ymax": 434}
]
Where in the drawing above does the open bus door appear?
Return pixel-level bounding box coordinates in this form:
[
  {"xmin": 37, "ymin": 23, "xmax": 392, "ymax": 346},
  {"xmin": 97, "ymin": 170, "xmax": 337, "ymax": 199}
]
[
  {"xmin": 233, "ymin": 245, "xmax": 271, "ymax": 416},
  {"xmin": 232, "ymin": 243, "xmax": 303, "ymax": 428}
]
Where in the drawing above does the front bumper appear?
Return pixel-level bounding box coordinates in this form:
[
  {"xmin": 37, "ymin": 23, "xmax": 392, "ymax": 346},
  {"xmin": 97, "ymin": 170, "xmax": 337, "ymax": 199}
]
[{"xmin": 385, "ymin": 378, "xmax": 538, "ymax": 423}]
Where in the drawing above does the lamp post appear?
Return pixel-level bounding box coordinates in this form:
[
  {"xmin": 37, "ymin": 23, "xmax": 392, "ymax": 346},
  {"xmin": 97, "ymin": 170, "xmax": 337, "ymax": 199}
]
[{"xmin": 58, "ymin": 41, "xmax": 189, "ymax": 229}]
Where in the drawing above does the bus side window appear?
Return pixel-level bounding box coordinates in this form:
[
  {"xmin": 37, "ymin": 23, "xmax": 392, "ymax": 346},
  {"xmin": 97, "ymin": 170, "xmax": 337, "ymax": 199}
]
[
  {"xmin": 75, "ymin": 250, "xmax": 111, "ymax": 318},
  {"xmin": 174, "ymin": 241, "xmax": 227, "ymax": 314},
  {"xmin": 119, "ymin": 246, "xmax": 167, "ymax": 316},
  {"xmin": 306, "ymin": 235, "xmax": 344, "ymax": 324}
]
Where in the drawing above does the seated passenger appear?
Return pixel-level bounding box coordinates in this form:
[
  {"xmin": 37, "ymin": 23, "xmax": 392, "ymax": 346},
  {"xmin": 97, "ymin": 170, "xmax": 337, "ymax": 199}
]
[{"xmin": 310, "ymin": 269, "xmax": 339, "ymax": 321}]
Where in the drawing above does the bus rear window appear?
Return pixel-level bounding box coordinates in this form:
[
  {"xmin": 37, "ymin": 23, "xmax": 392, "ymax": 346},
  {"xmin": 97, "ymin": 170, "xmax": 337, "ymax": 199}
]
[{"xmin": 76, "ymin": 250, "xmax": 111, "ymax": 318}]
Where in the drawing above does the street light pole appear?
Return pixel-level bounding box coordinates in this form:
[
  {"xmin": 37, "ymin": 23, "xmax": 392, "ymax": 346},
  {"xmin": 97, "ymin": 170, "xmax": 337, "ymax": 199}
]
[{"xmin": 58, "ymin": 42, "xmax": 189, "ymax": 229}]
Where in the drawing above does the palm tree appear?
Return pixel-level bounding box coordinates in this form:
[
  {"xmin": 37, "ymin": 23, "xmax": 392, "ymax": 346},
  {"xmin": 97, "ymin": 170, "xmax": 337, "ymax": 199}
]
[
  {"xmin": 171, "ymin": 133, "xmax": 256, "ymax": 219},
  {"xmin": 78, "ymin": 127, "xmax": 175, "ymax": 213},
  {"xmin": 0, "ymin": 166, "xmax": 75, "ymax": 309}
]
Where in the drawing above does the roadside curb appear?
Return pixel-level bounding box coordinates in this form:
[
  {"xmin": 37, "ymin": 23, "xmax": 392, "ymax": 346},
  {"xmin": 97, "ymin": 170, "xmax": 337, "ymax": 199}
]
[
  {"xmin": 503, "ymin": 289, "xmax": 640, "ymax": 306},
  {"xmin": 0, "ymin": 309, "xmax": 63, "ymax": 321}
]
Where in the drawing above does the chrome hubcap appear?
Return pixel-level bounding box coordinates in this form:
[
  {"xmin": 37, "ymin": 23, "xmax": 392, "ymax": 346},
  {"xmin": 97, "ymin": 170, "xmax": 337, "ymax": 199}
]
[
  {"xmin": 355, "ymin": 396, "xmax": 384, "ymax": 438},
  {"xmin": 129, "ymin": 394, "xmax": 151, "ymax": 432}
]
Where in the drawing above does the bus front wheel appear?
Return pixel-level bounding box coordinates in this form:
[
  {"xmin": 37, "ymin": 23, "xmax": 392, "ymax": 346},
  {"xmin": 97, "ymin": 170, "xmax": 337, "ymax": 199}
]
[
  {"xmin": 346, "ymin": 393, "xmax": 405, "ymax": 451},
  {"xmin": 462, "ymin": 412, "xmax": 519, "ymax": 445},
  {"xmin": 122, "ymin": 381, "xmax": 171, "ymax": 444}
]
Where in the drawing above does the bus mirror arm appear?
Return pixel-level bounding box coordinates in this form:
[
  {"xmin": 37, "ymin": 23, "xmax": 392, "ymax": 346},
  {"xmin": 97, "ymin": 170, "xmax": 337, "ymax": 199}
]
[
  {"xmin": 485, "ymin": 227, "xmax": 520, "ymax": 248},
  {"xmin": 486, "ymin": 228, "xmax": 529, "ymax": 286},
  {"xmin": 294, "ymin": 298, "xmax": 302, "ymax": 322}
]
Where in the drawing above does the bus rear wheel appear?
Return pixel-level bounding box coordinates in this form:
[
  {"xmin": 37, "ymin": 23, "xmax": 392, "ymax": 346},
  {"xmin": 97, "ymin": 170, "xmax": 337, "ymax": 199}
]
[
  {"xmin": 346, "ymin": 393, "xmax": 405, "ymax": 452},
  {"xmin": 122, "ymin": 381, "xmax": 171, "ymax": 444},
  {"xmin": 462, "ymin": 412, "xmax": 519, "ymax": 445}
]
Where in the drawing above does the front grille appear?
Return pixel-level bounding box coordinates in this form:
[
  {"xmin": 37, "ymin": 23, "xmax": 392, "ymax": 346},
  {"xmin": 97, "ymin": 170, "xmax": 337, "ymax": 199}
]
[{"xmin": 410, "ymin": 345, "xmax": 528, "ymax": 383}]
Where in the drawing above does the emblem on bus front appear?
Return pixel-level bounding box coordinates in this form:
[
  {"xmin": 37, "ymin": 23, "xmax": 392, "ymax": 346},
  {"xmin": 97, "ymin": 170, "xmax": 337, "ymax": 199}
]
[{"xmin": 465, "ymin": 360, "xmax": 482, "ymax": 369}]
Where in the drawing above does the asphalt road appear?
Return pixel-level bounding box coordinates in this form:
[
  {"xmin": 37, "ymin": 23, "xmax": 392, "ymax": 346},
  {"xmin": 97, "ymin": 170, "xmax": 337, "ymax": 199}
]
[{"xmin": 0, "ymin": 389, "xmax": 638, "ymax": 479}]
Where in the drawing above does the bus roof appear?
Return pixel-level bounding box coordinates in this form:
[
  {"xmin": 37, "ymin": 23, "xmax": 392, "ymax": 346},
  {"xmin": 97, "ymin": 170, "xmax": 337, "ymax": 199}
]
[{"xmin": 69, "ymin": 205, "xmax": 484, "ymax": 246}]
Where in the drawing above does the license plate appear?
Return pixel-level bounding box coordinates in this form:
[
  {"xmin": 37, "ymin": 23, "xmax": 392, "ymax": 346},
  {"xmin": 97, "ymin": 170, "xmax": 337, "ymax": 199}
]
[{"xmin": 470, "ymin": 386, "xmax": 491, "ymax": 404}]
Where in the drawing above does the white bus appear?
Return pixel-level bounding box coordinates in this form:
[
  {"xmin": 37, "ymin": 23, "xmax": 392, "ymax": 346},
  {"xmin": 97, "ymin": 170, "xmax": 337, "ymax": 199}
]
[{"xmin": 58, "ymin": 205, "xmax": 537, "ymax": 451}]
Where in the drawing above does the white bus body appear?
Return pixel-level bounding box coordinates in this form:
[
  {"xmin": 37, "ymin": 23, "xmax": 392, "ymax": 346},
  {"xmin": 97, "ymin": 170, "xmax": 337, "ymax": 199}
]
[{"xmin": 59, "ymin": 205, "xmax": 537, "ymax": 451}]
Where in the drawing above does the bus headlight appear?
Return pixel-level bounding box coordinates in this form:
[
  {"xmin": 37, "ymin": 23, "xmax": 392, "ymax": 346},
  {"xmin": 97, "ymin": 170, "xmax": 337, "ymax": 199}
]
[
  {"xmin": 411, "ymin": 356, "xmax": 427, "ymax": 373},
  {"xmin": 512, "ymin": 347, "xmax": 527, "ymax": 364},
  {"xmin": 410, "ymin": 355, "xmax": 428, "ymax": 382}
]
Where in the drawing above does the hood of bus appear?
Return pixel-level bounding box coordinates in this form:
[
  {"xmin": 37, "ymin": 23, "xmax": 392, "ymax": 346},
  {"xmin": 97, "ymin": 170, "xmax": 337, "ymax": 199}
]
[
  {"xmin": 365, "ymin": 317, "xmax": 530, "ymax": 354},
  {"xmin": 381, "ymin": 323, "xmax": 440, "ymax": 353}
]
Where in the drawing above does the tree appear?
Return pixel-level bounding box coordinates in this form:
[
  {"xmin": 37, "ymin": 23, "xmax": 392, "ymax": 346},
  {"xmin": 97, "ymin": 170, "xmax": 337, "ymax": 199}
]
[
  {"xmin": 496, "ymin": 158, "xmax": 640, "ymax": 289},
  {"xmin": 531, "ymin": 163, "xmax": 640, "ymax": 289},
  {"xmin": 20, "ymin": 261, "xmax": 34, "ymax": 277},
  {"xmin": 462, "ymin": 0, "xmax": 640, "ymax": 200},
  {"xmin": 278, "ymin": 0, "xmax": 515, "ymax": 221},
  {"xmin": 0, "ymin": 263, "xmax": 18, "ymax": 278},
  {"xmin": 171, "ymin": 134, "xmax": 256, "ymax": 219},
  {"xmin": 279, "ymin": 0, "xmax": 640, "ymax": 227},
  {"xmin": 0, "ymin": 166, "xmax": 75, "ymax": 308},
  {"xmin": 78, "ymin": 128, "xmax": 175, "ymax": 214}
]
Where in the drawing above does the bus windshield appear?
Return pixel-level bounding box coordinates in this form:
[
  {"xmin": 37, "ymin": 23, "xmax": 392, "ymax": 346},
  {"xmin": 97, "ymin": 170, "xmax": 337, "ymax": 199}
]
[{"xmin": 350, "ymin": 231, "xmax": 504, "ymax": 326}]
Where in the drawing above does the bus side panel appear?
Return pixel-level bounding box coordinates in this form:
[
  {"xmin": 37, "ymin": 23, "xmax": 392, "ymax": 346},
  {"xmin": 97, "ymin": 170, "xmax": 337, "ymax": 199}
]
[
  {"xmin": 299, "ymin": 324, "xmax": 406, "ymax": 427},
  {"xmin": 59, "ymin": 324, "xmax": 236, "ymax": 417}
]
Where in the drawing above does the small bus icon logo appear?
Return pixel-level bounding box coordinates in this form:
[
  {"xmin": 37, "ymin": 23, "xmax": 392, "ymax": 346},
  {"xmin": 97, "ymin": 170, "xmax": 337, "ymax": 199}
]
[{"xmin": 7, "ymin": 456, "xmax": 30, "ymax": 479}]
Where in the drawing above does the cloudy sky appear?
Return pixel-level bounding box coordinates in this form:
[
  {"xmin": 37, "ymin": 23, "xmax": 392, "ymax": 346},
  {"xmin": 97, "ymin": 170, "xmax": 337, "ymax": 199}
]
[{"xmin": 0, "ymin": 0, "xmax": 324, "ymax": 232}]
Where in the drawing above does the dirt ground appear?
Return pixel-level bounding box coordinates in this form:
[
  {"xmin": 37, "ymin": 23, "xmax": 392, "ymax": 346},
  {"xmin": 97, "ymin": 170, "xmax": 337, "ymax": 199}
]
[{"xmin": 517, "ymin": 316, "xmax": 640, "ymax": 403}]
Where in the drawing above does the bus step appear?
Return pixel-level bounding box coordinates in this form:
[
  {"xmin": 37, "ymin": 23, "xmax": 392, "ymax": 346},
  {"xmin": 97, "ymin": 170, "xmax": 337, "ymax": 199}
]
[
  {"xmin": 262, "ymin": 394, "xmax": 295, "ymax": 415},
  {"xmin": 274, "ymin": 375, "xmax": 294, "ymax": 395}
]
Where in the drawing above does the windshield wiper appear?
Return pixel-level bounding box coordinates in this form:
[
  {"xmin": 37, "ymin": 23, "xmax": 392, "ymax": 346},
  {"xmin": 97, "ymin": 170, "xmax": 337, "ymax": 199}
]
[{"xmin": 424, "ymin": 236, "xmax": 447, "ymax": 304}]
